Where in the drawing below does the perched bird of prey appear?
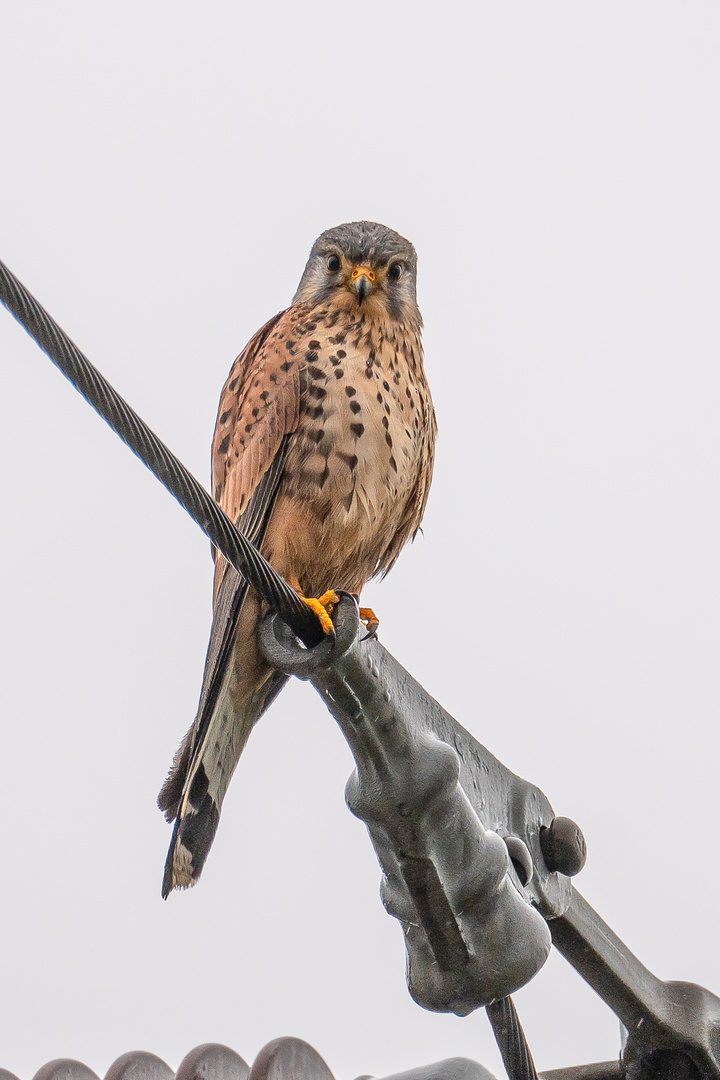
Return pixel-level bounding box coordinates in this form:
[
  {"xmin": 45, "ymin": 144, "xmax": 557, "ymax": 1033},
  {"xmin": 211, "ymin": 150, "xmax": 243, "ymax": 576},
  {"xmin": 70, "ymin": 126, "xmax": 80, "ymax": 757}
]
[{"xmin": 158, "ymin": 221, "xmax": 436, "ymax": 896}]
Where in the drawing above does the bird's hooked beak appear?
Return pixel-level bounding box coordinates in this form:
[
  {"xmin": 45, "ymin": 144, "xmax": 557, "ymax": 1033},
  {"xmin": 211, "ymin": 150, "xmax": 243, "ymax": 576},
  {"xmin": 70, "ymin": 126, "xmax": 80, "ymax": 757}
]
[{"xmin": 350, "ymin": 265, "xmax": 375, "ymax": 303}]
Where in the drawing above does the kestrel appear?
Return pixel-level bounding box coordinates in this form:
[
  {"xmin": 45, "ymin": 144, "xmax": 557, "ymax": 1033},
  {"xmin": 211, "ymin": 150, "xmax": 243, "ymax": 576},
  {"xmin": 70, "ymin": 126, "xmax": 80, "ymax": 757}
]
[{"xmin": 158, "ymin": 221, "xmax": 436, "ymax": 896}]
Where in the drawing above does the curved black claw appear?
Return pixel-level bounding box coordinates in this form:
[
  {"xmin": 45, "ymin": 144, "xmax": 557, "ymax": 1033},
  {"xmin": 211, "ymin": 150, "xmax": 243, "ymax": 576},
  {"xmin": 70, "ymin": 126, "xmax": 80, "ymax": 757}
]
[{"xmin": 359, "ymin": 606, "xmax": 379, "ymax": 642}]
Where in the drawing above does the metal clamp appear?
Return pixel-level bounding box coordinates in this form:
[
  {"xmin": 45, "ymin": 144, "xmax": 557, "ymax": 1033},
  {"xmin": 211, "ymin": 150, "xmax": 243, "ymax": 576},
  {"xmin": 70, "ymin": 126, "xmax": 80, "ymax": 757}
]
[
  {"xmin": 260, "ymin": 595, "xmax": 559, "ymax": 1013},
  {"xmin": 260, "ymin": 596, "xmax": 720, "ymax": 1077}
]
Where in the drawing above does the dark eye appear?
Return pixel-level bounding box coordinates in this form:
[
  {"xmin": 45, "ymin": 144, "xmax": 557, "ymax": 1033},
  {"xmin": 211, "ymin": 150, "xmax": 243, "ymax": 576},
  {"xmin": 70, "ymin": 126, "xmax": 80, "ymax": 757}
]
[
  {"xmin": 387, "ymin": 262, "xmax": 403, "ymax": 282},
  {"xmin": 327, "ymin": 254, "xmax": 341, "ymax": 273}
]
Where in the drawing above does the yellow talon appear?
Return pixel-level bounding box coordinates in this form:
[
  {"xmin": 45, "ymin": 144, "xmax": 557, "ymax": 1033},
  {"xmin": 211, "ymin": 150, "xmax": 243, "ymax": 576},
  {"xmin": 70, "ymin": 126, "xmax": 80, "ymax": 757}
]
[
  {"xmin": 359, "ymin": 607, "xmax": 379, "ymax": 636},
  {"xmin": 303, "ymin": 591, "xmax": 340, "ymax": 635}
]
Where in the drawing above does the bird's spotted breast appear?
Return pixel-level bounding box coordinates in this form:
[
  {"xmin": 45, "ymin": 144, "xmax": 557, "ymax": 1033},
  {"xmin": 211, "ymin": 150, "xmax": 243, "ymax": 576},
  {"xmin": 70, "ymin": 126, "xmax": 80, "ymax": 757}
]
[{"xmin": 264, "ymin": 304, "xmax": 431, "ymax": 593}]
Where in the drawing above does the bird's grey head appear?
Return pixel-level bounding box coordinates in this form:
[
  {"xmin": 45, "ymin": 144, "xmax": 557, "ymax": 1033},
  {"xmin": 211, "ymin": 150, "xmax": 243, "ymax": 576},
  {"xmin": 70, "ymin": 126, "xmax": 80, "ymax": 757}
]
[{"xmin": 293, "ymin": 221, "xmax": 420, "ymax": 325}]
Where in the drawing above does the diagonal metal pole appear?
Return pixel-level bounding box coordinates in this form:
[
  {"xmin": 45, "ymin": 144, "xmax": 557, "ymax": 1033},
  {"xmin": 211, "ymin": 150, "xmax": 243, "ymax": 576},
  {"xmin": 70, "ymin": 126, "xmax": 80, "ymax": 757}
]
[
  {"xmin": 487, "ymin": 997, "xmax": 539, "ymax": 1080},
  {"xmin": 0, "ymin": 258, "xmax": 324, "ymax": 648}
]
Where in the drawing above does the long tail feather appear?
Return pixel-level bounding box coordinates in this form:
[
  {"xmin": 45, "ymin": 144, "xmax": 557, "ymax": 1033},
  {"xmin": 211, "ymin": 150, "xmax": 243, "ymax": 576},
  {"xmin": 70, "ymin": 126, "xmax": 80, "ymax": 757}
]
[{"xmin": 160, "ymin": 669, "xmax": 288, "ymax": 897}]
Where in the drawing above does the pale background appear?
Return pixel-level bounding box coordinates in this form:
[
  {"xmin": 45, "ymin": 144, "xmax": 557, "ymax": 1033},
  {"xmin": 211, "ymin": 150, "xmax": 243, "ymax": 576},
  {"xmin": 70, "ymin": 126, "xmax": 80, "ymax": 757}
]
[{"xmin": 1, "ymin": 3, "xmax": 719, "ymax": 1077}]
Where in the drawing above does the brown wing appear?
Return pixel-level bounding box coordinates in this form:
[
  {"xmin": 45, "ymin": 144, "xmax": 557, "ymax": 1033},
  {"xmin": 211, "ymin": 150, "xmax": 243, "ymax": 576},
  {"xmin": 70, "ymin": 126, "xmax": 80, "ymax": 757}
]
[
  {"xmin": 378, "ymin": 388, "xmax": 437, "ymax": 577},
  {"xmin": 157, "ymin": 309, "xmax": 301, "ymax": 826},
  {"xmin": 211, "ymin": 308, "xmax": 302, "ymax": 593}
]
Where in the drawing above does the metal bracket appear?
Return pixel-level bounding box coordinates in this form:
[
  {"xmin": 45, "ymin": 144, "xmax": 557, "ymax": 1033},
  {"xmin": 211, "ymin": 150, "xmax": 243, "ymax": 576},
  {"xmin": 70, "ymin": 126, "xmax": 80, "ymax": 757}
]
[
  {"xmin": 261, "ymin": 595, "xmax": 560, "ymax": 1013},
  {"xmin": 260, "ymin": 595, "xmax": 720, "ymax": 1076}
]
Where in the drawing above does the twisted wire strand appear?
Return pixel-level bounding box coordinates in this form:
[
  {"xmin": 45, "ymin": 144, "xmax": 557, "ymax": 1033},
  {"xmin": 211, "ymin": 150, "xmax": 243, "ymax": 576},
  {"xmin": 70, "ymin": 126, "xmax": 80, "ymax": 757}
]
[
  {"xmin": 487, "ymin": 996, "xmax": 539, "ymax": 1080},
  {"xmin": 3, "ymin": 260, "xmax": 543, "ymax": 1076},
  {"xmin": 0, "ymin": 258, "xmax": 324, "ymax": 648}
]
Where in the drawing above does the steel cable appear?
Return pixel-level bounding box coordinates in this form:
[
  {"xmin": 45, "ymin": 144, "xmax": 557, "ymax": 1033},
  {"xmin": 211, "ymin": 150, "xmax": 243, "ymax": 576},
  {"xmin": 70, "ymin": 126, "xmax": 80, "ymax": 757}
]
[
  {"xmin": 3, "ymin": 260, "xmax": 545, "ymax": 1079},
  {"xmin": 0, "ymin": 259, "xmax": 325, "ymax": 648},
  {"xmin": 487, "ymin": 996, "xmax": 539, "ymax": 1080}
]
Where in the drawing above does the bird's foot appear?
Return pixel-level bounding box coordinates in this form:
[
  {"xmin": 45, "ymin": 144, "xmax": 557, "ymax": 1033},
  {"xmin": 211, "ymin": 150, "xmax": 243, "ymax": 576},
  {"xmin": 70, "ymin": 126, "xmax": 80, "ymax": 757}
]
[
  {"xmin": 359, "ymin": 607, "xmax": 379, "ymax": 640},
  {"xmin": 302, "ymin": 590, "xmax": 340, "ymax": 635}
]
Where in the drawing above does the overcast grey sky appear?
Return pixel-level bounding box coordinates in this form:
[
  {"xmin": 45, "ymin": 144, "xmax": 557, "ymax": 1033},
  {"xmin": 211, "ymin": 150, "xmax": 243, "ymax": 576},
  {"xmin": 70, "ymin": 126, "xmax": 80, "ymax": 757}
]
[{"xmin": 1, "ymin": 3, "xmax": 720, "ymax": 1077}]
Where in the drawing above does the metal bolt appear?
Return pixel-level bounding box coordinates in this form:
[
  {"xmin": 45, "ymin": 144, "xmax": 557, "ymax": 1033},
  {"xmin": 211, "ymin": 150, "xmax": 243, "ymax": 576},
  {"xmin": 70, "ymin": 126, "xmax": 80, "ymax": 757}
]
[
  {"xmin": 540, "ymin": 816, "xmax": 587, "ymax": 877},
  {"xmin": 504, "ymin": 835, "xmax": 534, "ymax": 886}
]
